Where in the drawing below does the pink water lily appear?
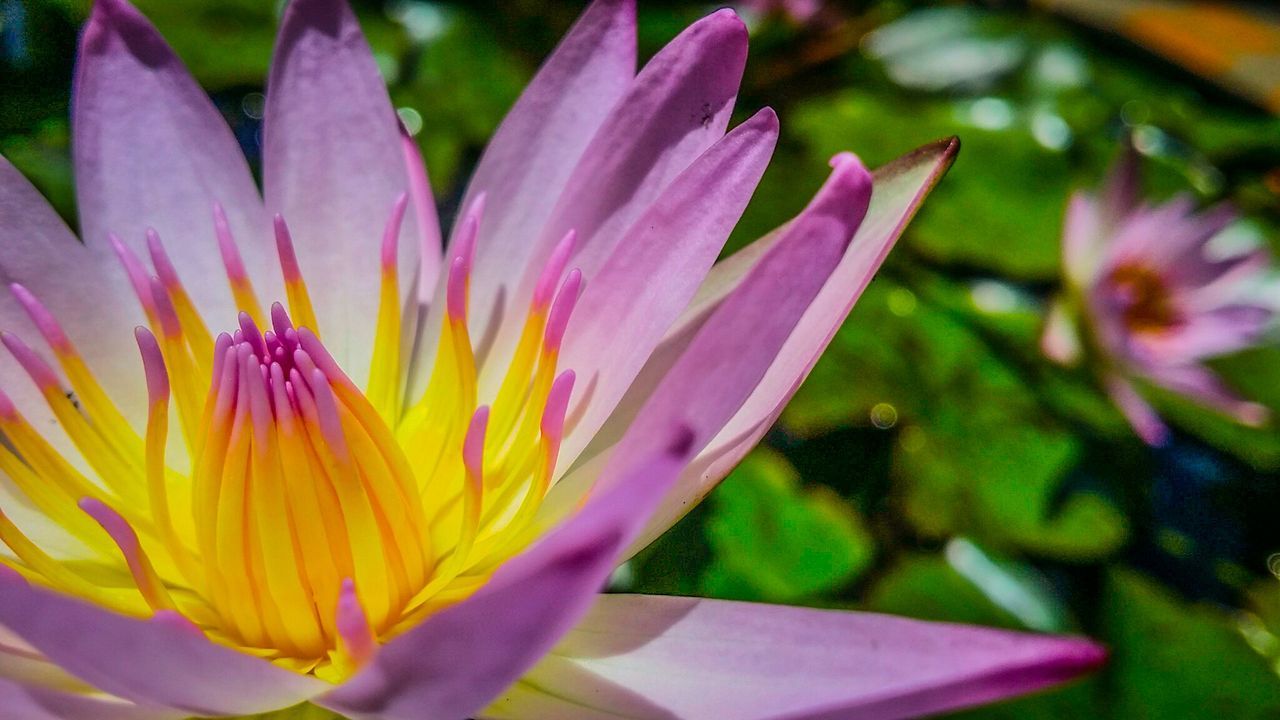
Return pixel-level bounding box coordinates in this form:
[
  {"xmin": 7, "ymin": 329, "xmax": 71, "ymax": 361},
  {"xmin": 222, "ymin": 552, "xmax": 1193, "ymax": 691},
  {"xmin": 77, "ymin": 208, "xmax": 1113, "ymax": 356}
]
[
  {"xmin": 1043, "ymin": 146, "xmax": 1275, "ymax": 445},
  {"xmin": 0, "ymin": 0, "xmax": 1104, "ymax": 717}
]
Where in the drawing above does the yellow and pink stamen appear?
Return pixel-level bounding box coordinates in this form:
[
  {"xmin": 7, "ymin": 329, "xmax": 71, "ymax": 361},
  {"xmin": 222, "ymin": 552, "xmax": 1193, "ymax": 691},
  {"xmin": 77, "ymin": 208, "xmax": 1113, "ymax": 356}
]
[{"xmin": 0, "ymin": 195, "xmax": 582, "ymax": 678}]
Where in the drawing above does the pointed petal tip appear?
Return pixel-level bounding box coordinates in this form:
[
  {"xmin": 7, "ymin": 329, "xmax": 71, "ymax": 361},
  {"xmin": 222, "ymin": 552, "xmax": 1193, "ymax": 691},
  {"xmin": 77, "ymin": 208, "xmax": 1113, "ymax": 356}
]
[
  {"xmin": 279, "ymin": 0, "xmax": 351, "ymax": 36},
  {"xmin": 746, "ymin": 106, "xmax": 780, "ymax": 135},
  {"xmin": 89, "ymin": 0, "xmax": 135, "ymax": 21},
  {"xmin": 709, "ymin": 6, "xmax": 747, "ymax": 28},
  {"xmin": 686, "ymin": 4, "xmax": 749, "ymax": 50}
]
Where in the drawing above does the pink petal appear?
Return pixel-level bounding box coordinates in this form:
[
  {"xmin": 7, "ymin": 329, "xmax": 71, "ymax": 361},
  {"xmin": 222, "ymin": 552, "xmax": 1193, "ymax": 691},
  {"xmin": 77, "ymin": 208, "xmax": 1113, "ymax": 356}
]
[
  {"xmin": 555, "ymin": 108, "xmax": 780, "ymax": 467},
  {"xmin": 1138, "ymin": 303, "xmax": 1270, "ymax": 361},
  {"xmin": 1147, "ymin": 363, "xmax": 1268, "ymax": 427},
  {"xmin": 319, "ymin": 432, "xmax": 697, "ymax": 720},
  {"xmin": 1061, "ymin": 193, "xmax": 1102, "ymax": 286},
  {"xmin": 264, "ymin": 0, "xmax": 419, "ymax": 385},
  {"xmin": 74, "ymin": 0, "xmax": 274, "ymax": 328},
  {"xmin": 0, "ymin": 575, "xmax": 326, "ymax": 716},
  {"xmin": 401, "ymin": 124, "xmax": 444, "ymax": 302},
  {"xmin": 484, "ymin": 594, "xmax": 1106, "ymax": 720},
  {"xmin": 0, "ymin": 158, "xmax": 145, "ymax": 448},
  {"xmin": 448, "ymin": 0, "xmax": 636, "ymax": 350},
  {"xmin": 541, "ymin": 150, "xmax": 869, "ymax": 540},
  {"xmin": 0, "ymin": 675, "xmax": 183, "ymax": 720},
  {"xmin": 566, "ymin": 139, "xmax": 956, "ymax": 554},
  {"xmin": 1104, "ymin": 373, "xmax": 1168, "ymax": 446},
  {"xmin": 470, "ymin": 8, "xmax": 749, "ymax": 399},
  {"xmin": 1041, "ymin": 297, "xmax": 1082, "ymax": 365},
  {"xmin": 324, "ymin": 124, "xmax": 848, "ymax": 719},
  {"xmin": 1097, "ymin": 140, "xmax": 1139, "ymax": 231}
]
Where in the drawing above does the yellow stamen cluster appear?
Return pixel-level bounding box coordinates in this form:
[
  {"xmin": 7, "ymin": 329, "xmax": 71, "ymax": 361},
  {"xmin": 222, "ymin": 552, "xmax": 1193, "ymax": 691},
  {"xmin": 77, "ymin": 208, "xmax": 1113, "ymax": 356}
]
[{"xmin": 0, "ymin": 197, "xmax": 580, "ymax": 677}]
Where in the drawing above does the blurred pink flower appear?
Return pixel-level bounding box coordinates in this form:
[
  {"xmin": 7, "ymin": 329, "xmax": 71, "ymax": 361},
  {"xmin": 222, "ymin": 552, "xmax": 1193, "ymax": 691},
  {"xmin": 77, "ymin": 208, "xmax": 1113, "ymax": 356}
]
[
  {"xmin": 0, "ymin": 0, "xmax": 1103, "ymax": 717},
  {"xmin": 742, "ymin": 0, "xmax": 824, "ymax": 24},
  {"xmin": 1044, "ymin": 147, "xmax": 1274, "ymax": 445}
]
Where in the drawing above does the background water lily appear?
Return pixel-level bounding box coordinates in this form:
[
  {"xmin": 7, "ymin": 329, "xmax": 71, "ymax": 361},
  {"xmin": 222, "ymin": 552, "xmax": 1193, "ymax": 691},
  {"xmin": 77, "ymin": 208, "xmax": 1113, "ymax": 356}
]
[
  {"xmin": 0, "ymin": 0, "xmax": 1112, "ymax": 718},
  {"xmin": 1043, "ymin": 145, "xmax": 1278, "ymax": 446}
]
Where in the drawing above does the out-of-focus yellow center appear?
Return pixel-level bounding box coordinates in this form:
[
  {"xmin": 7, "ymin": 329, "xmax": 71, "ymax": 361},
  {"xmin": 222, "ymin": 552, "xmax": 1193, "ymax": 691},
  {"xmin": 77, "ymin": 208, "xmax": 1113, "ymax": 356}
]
[
  {"xmin": 1104, "ymin": 263, "xmax": 1181, "ymax": 335},
  {"xmin": 0, "ymin": 198, "xmax": 581, "ymax": 678}
]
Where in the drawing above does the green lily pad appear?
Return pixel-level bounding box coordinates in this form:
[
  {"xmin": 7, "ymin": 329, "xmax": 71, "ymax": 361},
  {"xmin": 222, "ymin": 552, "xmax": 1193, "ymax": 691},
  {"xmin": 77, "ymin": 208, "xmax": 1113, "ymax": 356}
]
[{"xmin": 701, "ymin": 449, "xmax": 875, "ymax": 603}]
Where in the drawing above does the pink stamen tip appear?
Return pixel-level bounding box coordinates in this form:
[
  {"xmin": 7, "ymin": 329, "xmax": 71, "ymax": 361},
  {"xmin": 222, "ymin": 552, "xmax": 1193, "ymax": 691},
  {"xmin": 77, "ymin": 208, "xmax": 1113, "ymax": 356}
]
[
  {"xmin": 336, "ymin": 578, "xmax": 376, "ymax": 664},
  {"xmin": 213, "ymin": 202, "xmax": 249, "ymax": 281},
  {"xmin": 238, "ymin": 312, "xmax": 267, "ymax": 360},
  {"xmin": 274, "ymin": 215, "xmax": 303, "ymax": 282},
  {"xmin": 541, "ymin": 370, "xmax": 576, "ymax": 442},
  {"xmin": 145, "ymin": 228, "xmax": 182, "ymax": 291},
  {"xmin": 463, "ymin": 405, "xmax": 489, "ymax": 479},
  {"xmin": 9, "ymin": 283, "xmax": 70, "ymax": 351},
  {"xmin": 212, "ymin": 332, "xmax": 233, "ymax": 375},
  {"xmin": 544, "ymin": 268, "xmax": 583, "ymax": 351},
  {"xmin": 110, "ymin": 234, "xmax": 157, "ymax": 312},
  {"xmin": 270, "ymin": 302, "xmax": 293, "ymax": 333},
  {"xmin": 454, "ymin": 192, "xmax": 486, "ymax": 270},
  {"xmin": 147, "ymin": 276, "xmax": 182, "ymax": 337},
  {"xmin": 242, "ymin": 351, "xmax": 273, "ymax": 444},
  {"xmin": 2, "ymin": 332, "xmax": 61, "ymax": 391},
  {"xmin": 534, "ymin": 230, "xmax": 577, "ymax": 308},
  {"xmin": 292, "ymin": 348, "xmax": 318, "ymax": 381},
  {"xmin": 446, "ymin": 256, "xmax": 468, "ymax": 321},
  {"xmin": 134, "ymin": 327, "xmax": 170, "ymax": 403},
  {"xmin": 212, "ymin": 346, "xmax": 241, "ymax": 420},
  {"xmin": 829, "ymin": 151, "xmax": 860, "ymax": 169},
  {"xmin": 308, "ymin": 369, "xmax": 349, "ymax": 461},
  {"xmin": 381, "ymin": 193, "xmax": 410, "ymax": 270},
  {"xmin": 0, "ymin": 388, "xmax": 17, "ymax": 419},
  {"xmin": 78, "ymin": 497, "xmax": 142, "ymax": 561},
  {"xmin": 295, "ymin": 329, "xmax": 351, "ymax": 389},
  {"xmin": 151, "ymin": 609, "xmax": 204, "ymax": 638}
]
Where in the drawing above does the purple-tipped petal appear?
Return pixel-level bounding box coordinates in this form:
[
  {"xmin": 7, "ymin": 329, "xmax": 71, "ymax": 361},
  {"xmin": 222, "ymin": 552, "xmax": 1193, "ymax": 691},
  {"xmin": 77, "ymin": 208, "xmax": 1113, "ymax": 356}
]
[
  {"xmin": 320, "ymin": 432, "xmax": 696, "ymax": 720},
  {"xmin": 1148, "ymin": 363, "xmax": 1268, "ymax": 427},
  {"xmin": 448, "ymin": 0, "xmax": 635, "ymax": 356},
  {"xmin": 468, "ymin": 8, "xmax": 749, "ymax": 399},
  {"xmin": 555, "ymin": 140, "xmax": 956, "ymax": 554},
  {"xmin": 74, "ymin": 0, "xmax": 274, "ymax": 327},
  {"xmin": 1105, "ymin": 373, "xmax": 1168, "ymax": 446},
  {"xmin": 555, "ymin": 108, "xmax": 780, "ymax": 467},
  {"xmin": 0, "ymin": 575, "xmax": 326, "ymax": 716},
  {"xmin": 484, "ymin": 594, "xmax": 1106, "ymax": 720},
  {"xmin": 630, "ymin": 139, "xmax": 953, "ymax": 553},
  {"xmin": 557, "ymin": 146, "xmax": 866, "ymax": 529},
  {"xmin": 264, "ymin": 0, "xmax": 419, "ymax": 385}
]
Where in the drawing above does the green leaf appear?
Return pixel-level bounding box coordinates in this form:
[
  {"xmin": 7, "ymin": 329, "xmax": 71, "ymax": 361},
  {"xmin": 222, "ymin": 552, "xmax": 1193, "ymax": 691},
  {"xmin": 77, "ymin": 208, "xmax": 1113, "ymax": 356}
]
[
  {"xmin": 701, "ymin": 450, "xmax": 875, "ymax": 603},
  {"xmin": 785, "ymin": 275, "xmax": 1128, "ymax": 560},
  {"xmin": 1103, "ymin": 568, "xmax": 1280, "ymax": 719}
]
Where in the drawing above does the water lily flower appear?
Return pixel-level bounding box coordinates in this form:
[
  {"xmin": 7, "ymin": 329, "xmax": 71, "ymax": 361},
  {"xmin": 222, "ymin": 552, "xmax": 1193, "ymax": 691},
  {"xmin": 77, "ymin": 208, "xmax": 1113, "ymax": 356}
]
[
  {"xmin": 1043, "ymin": 146, "xmax": 1274, "ymax": 445},
  {"xmin": 0, "ymin": 0, "xmax": 1104, "ymax": 717}
]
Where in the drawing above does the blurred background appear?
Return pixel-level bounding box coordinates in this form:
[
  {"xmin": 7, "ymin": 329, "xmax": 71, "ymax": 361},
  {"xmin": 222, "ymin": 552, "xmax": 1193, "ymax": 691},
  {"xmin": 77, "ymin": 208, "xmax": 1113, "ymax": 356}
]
[{"xmin": 5, "ymin": 0, "xmax": 1280, "ymax": 717}]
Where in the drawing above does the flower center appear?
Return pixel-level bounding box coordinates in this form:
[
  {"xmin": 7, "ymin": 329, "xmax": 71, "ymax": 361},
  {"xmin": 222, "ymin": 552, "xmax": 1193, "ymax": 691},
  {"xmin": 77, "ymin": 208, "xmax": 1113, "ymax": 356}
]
[
  {"xmin": 0, "ymin": 195, "xmax": 581, "ymax": 677},
  {"xmin": 1103, "ymin": 263, "xmax": 1181, "ymax": 335}
]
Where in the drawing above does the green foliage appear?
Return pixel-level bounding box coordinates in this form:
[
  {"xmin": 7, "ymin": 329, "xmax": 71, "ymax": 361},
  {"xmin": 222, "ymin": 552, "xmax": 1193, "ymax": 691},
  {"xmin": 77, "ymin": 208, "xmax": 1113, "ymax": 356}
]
[
  {"xmin": 1102, "ymin": 569, "xmax": 1280, "ymax": 719},
  {"xmin": 701, "ymin": 449, "xmax": 875, "ymax": 602}
]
